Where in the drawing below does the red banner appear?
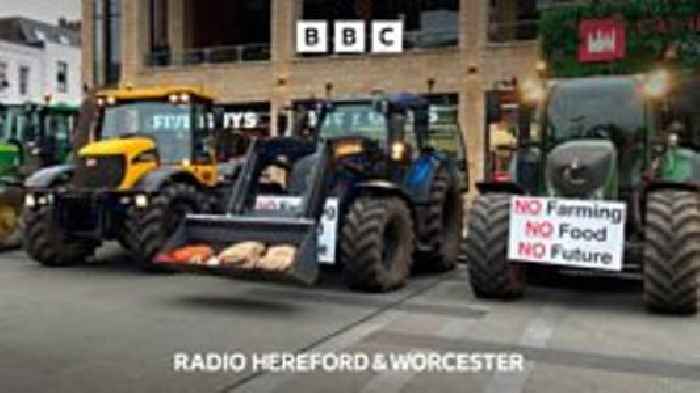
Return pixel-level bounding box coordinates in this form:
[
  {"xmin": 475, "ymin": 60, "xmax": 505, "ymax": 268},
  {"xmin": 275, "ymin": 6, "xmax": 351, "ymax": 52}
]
[{"xmin": 578, "ymin": 19, "xmax": 626, "ymax": 63}]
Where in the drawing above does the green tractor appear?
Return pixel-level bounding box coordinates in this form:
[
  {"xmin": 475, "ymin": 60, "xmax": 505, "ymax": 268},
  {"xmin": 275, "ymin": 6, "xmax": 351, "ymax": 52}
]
[
  {"xmin": 465, "ymin": 72, "xmax": 700, "ymax": 314},
  {"xmin": 0, "ymin": 102, "xmax": 78, "ymax": 247}
]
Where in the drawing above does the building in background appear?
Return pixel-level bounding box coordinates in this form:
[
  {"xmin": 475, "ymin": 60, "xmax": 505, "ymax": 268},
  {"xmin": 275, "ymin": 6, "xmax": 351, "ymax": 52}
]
[
  {"xmin": 0, "ymin": 17, "xmax": 82, "ymax": 106},
  {"xmin": 82, "ymin": 0, "xmax": 554, "ymax": 183}
]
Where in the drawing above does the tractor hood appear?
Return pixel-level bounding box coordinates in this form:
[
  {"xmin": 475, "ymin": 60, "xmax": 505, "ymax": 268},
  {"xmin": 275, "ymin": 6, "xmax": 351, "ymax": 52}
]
[
  {"xmin": 79, "ymin": 137, "xmax": 155, "ymax": 157},
  {"xmin": 546, "ymin": 140, "xmax": 616, "ymax": 198}
]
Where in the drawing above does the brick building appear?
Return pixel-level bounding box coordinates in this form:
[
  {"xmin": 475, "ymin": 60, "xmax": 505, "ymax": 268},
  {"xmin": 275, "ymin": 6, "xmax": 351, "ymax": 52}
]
[{"xmin": 81, "ymin": 0, "xmax": 552, "ymax": 183}]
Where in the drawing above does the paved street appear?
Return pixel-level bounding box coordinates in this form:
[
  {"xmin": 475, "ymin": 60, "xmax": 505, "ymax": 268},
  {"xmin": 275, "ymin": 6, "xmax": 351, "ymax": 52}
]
[{"xmin": 0, "ymin": 245, "xmax": 699, "ymax": 393}]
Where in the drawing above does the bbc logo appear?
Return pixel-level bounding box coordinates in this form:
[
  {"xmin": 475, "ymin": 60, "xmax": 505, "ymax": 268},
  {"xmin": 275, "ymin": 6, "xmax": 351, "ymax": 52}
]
[{"xmin": 297, "ymin": 20, "xmax": 403, "ymax": 54}]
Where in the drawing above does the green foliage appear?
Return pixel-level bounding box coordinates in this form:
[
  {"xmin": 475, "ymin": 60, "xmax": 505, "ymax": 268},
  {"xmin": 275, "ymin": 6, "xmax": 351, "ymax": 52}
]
[{"xmin": 540, "ymin": 0, "xmax": 700, "ymax": 77}]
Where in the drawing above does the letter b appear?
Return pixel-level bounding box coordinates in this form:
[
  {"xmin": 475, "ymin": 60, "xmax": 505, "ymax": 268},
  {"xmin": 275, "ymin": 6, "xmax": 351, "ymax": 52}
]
[{"xmin": 335, "ymin": 21, "xmax": 365, "ymax": 53}]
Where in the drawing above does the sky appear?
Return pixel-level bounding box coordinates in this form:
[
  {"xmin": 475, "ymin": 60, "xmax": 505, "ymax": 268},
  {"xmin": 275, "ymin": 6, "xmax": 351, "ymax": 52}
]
[{"xmin": 0, "ymin": 0, "xmax": 81, "ymax": 24}]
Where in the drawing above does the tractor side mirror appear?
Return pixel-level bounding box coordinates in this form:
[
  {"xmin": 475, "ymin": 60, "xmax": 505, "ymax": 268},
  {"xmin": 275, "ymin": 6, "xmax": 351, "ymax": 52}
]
[{"xmin": 0, "ymin": 80, "xmax": 8, "ymax": 90}]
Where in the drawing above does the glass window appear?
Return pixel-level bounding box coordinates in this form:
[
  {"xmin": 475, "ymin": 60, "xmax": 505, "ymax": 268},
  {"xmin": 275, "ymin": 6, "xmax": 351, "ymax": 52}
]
[
  {"xmin": 56, "ymin": 62, "xmax": 68, "ymax": 93},
  {"xmin": 318, "ymin": 103, "xmax": 387, "ymax": 141},
  {"xmin": 100, "ymin": 102, "xmax": 192, "ymax": 163},
  {"xmin": 93, "ymin": 0, "xmax": 121, "ymax": 86},
  {"xmin": 488, "ymin": 0, "xmax": 540, "ymax": 42},
  {"xmin": 0, "ymin": 62, "xmax": 8, "ymax": 90},
  {"xmin": 19, "ymin": 66, "xmax": 29, "ymax": 96}
]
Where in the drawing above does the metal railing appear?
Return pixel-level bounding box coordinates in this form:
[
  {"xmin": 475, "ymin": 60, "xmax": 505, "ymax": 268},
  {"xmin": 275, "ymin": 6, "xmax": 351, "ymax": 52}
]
[
  {"xmin": 299, "ymin": 30, "xmax": 458, "ymax": 57},
  {"xmin": 146, "ymin": 43, "xmax": 271, "ymax": 67},
  {"xmin": 488, "ymin": 19, "xmax": 539, "ymax": 43}
]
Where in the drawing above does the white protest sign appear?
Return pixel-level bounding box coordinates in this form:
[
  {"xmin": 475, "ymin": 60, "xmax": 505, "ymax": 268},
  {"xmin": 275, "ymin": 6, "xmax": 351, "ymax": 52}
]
[
  {"xmin": 507, "ymin": 196, "xmax": 626, "ymax": 271},
  {"xmin": 255, "ymin": 196, "xmax": 339, "ymax": 264}
]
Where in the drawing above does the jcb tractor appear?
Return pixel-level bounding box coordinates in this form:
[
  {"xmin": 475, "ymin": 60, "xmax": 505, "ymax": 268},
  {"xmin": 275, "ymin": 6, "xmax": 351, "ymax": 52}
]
[
  {"xmin": 22, "ymin": 86, "xmax": 237, "ymax": 269},
  {"xmin": 154, "ymin": 93, "xmax": 468, "ymax": 292},
  {"xmin": 0, "ymin": 102, "xmax": 79, "ymax": 247},
  {"xmin": 465, "ymin": 72, "xmax": 700, "ymax": 314}
]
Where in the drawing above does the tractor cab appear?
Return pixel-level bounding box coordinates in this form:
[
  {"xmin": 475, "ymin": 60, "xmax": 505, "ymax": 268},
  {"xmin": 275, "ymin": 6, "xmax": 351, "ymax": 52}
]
[
  {"xmin": 509, "ymin": 76, "xmax": 658, "ymax": 200},
  {"xmin": 0, "ymin": 103, "xmax": 78, "ymax": 179},
  {"xmin": 77, "ymin": 87, "xmax": 219, "ymax": 190}
]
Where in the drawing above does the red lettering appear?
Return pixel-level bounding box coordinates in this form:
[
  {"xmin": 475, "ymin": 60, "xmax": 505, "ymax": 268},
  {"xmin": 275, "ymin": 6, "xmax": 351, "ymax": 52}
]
[
  {"xmin": 514, "ymin": 199, "xmax": 542, "ymax": 215},
  {"xmin": 525, "ymin": 221, "xmax": 554, "ymax": 239},
  {"xmin": 518, "ymin": 242, "xmax": 547, "ymax": 259}
]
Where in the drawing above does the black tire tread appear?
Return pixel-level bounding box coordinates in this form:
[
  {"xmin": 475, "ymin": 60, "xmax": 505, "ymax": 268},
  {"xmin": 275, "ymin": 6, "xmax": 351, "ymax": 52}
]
[
  {"xmin": 465, "ymin": 193, "xmax": 525, "ymax": 298},
  {"xmin": 644, "ymin": 190, "xmax": 700, "ymax": 314},
  {"xmin": 340, "ymin": 197, "xmax": 414, "ymax": 292},
  {"xmin": 22, "ymin": 206, "xmax": 96, "ymax": 267}
]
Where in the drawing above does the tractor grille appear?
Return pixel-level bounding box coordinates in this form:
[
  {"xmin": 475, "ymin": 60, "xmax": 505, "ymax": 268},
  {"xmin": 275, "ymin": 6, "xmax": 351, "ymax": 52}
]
[{"xmin": 72, "ymin": 155, "xmax": 126, "ymax": 189}]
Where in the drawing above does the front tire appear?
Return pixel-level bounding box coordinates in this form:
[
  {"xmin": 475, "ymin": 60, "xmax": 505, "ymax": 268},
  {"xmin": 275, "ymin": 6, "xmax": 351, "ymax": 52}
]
[
  {"xmin": 23, "ymin": 206, "xmax": 97, "ymax": 267},
  {"xmin": 644, "ymin": 190, "xmax": 700, "ymax": 314},
  {"xmin": 340, "ymin": 197, "xmax": 415, "ymax": 292},
  {"xmin": 134, "ymin": 183, "xmax": 208, "ymax": 270},
  {"xmin": 464, "ymin": 193, "xmax": 525, "ymax": 299}
]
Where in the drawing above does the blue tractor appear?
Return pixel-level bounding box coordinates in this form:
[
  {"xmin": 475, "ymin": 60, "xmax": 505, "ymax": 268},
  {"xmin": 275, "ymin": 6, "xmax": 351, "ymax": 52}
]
[{"xmin": 154, "ymin": 93, "xmax": 468, "ymax": 291}]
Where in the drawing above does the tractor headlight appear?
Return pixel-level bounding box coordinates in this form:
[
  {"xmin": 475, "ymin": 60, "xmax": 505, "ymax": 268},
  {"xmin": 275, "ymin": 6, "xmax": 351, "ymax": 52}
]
[
  {"xmin": 25, "ymin": 194, "xmax": 36, "ymax": 207},
  {"xmin": 106, "ymin": 96, "xmax": 117, "ymax": 105},
  {"xmin": 135, "ymin": 194, "xmax": 149, "ymax": 208},
  {"xmin": 644, "ymin": 69, "xmax": 671, "ymax": 99},
  {"xmin": 391, "ymin": 142, "xmax": 406, "ymax": 161},
  {"xmin": 335, "ymin": 142, "xmax": 363, "ymax": 158},
  {"xmin": 180, "ymin": 93, "xmax": 191, "ymax": 103},
  {"xmin": 169, "ymin": 94, "xmax": 179, "ymax": 104},
  {"xmin": 37, "ymin": 196, "xmax": 48, "ymax": 206}
]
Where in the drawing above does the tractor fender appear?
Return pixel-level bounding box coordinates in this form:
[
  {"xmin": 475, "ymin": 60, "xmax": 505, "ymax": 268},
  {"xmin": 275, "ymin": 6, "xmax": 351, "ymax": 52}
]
[
  {"xmin": 133, "ymin": 167, "xmax": 201, "ymax": 193},
  {"xmin": 644, "ymin": 181, "xmax": 700, "ymax": 194},
  {"xmin": 353, "ymin": 180, "xmax": 419, "ymax": 230},
  {"xmin": 404, "ymin": 154, "xmax": 450, "ymax": 204},
  {"xmin": 24, "ymin": 165, "xmax": 74, "ymax": 189},
  {"xmin": 476, "ymin": 181, "xmax": 525, "ymax": 195}
]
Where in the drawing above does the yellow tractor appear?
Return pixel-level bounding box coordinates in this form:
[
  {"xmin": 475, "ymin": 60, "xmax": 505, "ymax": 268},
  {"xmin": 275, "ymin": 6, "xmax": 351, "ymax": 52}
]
[{"xmin": 22, "ymin": 86, "xmax": 240, "ymax": 269}]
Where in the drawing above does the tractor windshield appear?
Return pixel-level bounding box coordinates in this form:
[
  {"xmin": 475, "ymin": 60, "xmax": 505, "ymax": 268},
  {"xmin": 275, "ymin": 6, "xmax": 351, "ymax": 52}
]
[
  {"xmin": 0, "ymin": 107, "xmax": 39, "ymax": 142},
  {"xmin": 318, "ymin": 103, "xmax": 388, "ymax": 142},
  {"xmin": 546, "ymin": 79, "xmax": 646, "ymax": 144},
  {"xmin": 100, "ymin": 102, "xmax": 195, "ymax": 163}
]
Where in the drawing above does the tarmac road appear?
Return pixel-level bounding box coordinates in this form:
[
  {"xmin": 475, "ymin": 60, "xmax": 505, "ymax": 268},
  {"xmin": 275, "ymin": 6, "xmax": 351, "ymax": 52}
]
[{"xmin": 0, "ymin": 244, "xmax": 699, "ymax": 393}]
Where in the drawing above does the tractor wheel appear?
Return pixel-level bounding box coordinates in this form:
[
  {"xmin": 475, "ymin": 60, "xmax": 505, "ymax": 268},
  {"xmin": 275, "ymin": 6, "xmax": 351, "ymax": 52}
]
[
  {"xmin": 643, "ymin": 190, "xmax": 700, "ymax": 314},
  {"xmin": 464, "ymin": 193, "xmax": 525, "ymax": 299},
  {"xmin": 340, "ymin": 196, "xmax": 415, "ymax": 292},
  {"xmin": 134, "ymin": 183, "xmax": 208, "ymax": 270},
  {"xmin": 23, "ymin": 206, "xmax": 97, "ymax": 267},
  {"xmin": 117, "ymin": 208, "xmax": 140, "ymax": 252},
  {"xmin": 417, "ymin": 168, "xmax": 462, "ymax": 272}
]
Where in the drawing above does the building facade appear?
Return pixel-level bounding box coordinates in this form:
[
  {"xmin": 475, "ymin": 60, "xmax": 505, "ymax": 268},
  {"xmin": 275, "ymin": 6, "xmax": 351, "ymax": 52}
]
[
  {"xmin": 0, "ymin": 17, "xmax": 82, "ymax": 106},
  {"xmin": 82, "ymin": 0, "xmax": 552, "ymax": 183}
]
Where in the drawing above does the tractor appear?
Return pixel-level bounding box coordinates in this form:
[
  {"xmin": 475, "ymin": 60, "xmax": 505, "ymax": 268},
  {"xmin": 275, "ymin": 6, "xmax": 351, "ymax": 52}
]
[
  {"xmin": 0, "ymin": 102, "xmax": 79, "ymax": 247},
  {"xmin": 154, "ymin": 93, "xmax": 468, "ymax": 292},
  {"xmin": 465, "ymin": 72, "xmax": 700, "ymax": 314},
  {"xmin": 22, "ymin": 86, "xmax": 241, "ymax": 269}
]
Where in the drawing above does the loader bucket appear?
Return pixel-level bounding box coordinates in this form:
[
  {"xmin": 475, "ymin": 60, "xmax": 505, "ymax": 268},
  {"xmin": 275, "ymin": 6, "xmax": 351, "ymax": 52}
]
[{"xmin": 155, "ymin": 213, "xmax": 320, "ymax": 286}]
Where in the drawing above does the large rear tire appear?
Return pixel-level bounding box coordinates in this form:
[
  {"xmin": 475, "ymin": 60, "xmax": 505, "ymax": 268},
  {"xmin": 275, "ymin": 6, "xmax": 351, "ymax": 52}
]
[
  {"xmin": 340, "ymin": 197, "xmax": 414, "ymax": 292},
  {"xmin": 417, "ymin": 168, "xmax": 462, "ymax": 272},
  {"xmin": 23, "ymin": 206, "xmax": 97, "ymax": 267},
  {"xmin": 644, "ymin": 190, "xmax": 700, "ymax": 314},
  {"xmin": 134, "ymin": 183, "xmax": 208, "ymax": 270},
  {"xmin": 464, "ymin": 193, "xmax": 525, "ymax": 299}
]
